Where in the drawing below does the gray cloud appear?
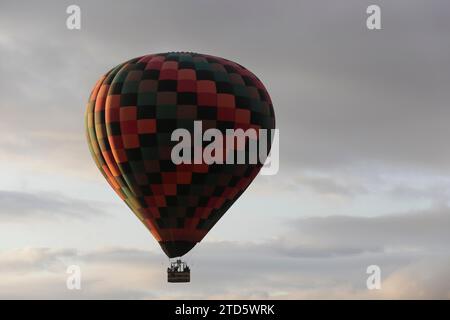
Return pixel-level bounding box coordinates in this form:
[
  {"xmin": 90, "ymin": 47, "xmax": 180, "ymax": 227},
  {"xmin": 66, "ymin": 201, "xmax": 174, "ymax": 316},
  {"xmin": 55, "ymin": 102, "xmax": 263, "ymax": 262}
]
[
  {"xmin": 296, "ymin": 174, "xmax": 368, "ymax": 198},
  {"xmin": 1, "ymin": 205, "xmax": 450, "ymax": 299},
  {"xmin": 281, "ymin": 206, "xmax": 450, "ymax": 254},
  {"xmin": 0, "ymin": 247, "xmax": 76, "ymax": 273},
  {"xmin": 0, "ymin": 190, "xmax": 108, "ymax": 221},
  {"xmin": 388, "ymin": 184, "xmax": 450, "ymax": 206},
  {"xmin": 1, "ymin": 0, "xmax": 450, "ymax": 177}
]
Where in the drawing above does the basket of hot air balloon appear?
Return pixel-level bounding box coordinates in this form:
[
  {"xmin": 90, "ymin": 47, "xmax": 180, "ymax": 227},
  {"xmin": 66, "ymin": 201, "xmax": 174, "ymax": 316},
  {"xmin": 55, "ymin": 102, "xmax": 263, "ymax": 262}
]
[
  {"xmin": 85, "ymin": 52, "xmax": 275, "ymax": 282},
  {"xmin": 167, "ymin": 259, "xmax": 190, "ymax": 283}
]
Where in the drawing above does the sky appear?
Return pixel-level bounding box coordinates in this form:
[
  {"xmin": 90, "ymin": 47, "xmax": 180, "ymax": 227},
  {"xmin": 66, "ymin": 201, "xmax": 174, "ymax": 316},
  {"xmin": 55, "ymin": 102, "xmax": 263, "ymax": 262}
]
[{"xmin": 0, "ymin": 0, "xmax": 450, "ymax": 299}]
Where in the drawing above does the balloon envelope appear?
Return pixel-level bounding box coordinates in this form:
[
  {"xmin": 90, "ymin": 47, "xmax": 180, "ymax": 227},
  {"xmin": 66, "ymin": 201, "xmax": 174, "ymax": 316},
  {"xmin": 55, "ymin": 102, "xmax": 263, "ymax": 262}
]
[{"xmin": 85, "ymin": 52, "xmax": 275, "ymax": 258}]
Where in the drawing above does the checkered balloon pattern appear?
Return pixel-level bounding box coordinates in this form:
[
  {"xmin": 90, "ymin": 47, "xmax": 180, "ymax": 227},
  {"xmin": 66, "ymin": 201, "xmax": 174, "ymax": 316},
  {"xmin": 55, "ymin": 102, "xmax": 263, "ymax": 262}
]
[{"xmin": 85, "ymin": 52, "xmax": 275, "ymax": 258}]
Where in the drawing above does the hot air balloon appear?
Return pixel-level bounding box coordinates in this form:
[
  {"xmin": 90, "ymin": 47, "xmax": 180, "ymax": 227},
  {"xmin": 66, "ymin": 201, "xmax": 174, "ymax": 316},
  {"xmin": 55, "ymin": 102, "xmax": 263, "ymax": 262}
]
[{"xmin": 85, "ymin": 52, "xmax": 275, "ymax": 282}]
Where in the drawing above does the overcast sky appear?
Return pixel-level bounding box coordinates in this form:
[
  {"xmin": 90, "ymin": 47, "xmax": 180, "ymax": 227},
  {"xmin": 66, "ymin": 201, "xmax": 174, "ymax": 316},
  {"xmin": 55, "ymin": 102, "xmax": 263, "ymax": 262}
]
[{"xmin": 1, "ymin": 0, "xmax": 450, "ymax": 299}]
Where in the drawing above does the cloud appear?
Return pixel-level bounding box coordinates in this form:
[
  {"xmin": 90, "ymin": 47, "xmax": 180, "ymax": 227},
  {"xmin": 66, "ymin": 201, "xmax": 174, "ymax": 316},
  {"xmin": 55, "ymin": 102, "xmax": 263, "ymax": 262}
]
[
  {"xmin": 0, "ymin": 245, "xmax": 447, "ymax": 299},
  {"xmin": 1, "ymin": 204, "xmax": 450, "ymax": 299},
  {"xmin": 0, "ymin": 247, "xmax": 76, "ymax": 273},
  {"xmin": 2, "ymin": 0, "xmax": 450, "ymax": 178},
  {"xmin": 0, "ymin": 190, "xmax": 108, "ymax": 221},
  {"xmin": 379, "ymin": 258, "xmax": 450, "ymax": 299},
  {"xmin": 388, "ymin": 184, "xmax": 450, "ymax": 205},
  {"xmin": 296, "ymin": 174, "xmax": 368, "ymax": 198},
  {"xmin": 281, "ymin": 205, "xmax": 450, "ymax": 254}
]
